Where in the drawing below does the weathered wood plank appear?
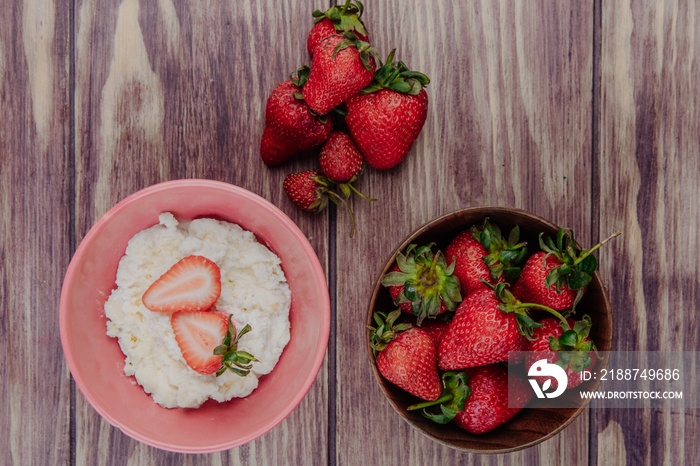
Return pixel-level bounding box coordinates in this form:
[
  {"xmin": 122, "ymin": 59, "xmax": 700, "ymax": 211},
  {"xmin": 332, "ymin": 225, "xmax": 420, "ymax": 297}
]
[
  {"xmin": 335, "ymin": 1, "xmax": 593, "ymax": 464},
  {"xmin": 596, "ymin": 0, "xmax": 700, "ymax": 464},
  {"xmin": 73, "ymin": 0, "xmax": 329, "ymax": 463},
  {"xmin": 0, "ymin": 1, "xmax": 72, "ymax": 465}
]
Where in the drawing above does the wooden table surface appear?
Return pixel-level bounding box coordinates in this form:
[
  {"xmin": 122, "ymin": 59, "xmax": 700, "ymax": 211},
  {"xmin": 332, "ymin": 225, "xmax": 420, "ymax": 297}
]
[{"xmin": 2, "ymin": 0, "xmax": 698, "ymax": 464}]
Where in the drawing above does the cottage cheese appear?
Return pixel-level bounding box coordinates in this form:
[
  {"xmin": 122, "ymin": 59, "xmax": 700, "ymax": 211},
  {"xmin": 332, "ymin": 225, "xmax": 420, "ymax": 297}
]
[{"xmin": 104, "ymin": 212, "xmax": 291, "ymax": 408}]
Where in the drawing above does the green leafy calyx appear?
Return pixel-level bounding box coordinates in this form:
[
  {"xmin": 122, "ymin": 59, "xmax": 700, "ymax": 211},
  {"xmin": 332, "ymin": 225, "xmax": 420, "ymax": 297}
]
[
  {"xmin": 550, "ymin": 315, "xmax": 598, "ymax": 373},
  {"xmin": 470, "ymin": 218, "xmax": 528, "ymax": 282},
  {"xmin": 331, "ymin": 32, "xmax": 376, "ymax": 71},
  {"xmin": 381, "ymin": 243, "xmax": 462, "ymax": 325},
  {"xmin": 407, "ymin": 371, "xmax": 471, "ymax": 424},
  {"xmin": 214, "ymin": 316, "xmax": 258, "ymax": 377},
  {"xmin": 368, "ymin": 310, "xmax": 411, "ymax": 355},
  {"xmin": 312, "ymin": 0, "xmax": 368, "ymax": 38},
  {"xmin": 361, "ymin": 49, "xmax": 430, "ymax": 95},
  {"xmin": 539, "ymin": 229, "xmax": 620, "ymax": 309}
]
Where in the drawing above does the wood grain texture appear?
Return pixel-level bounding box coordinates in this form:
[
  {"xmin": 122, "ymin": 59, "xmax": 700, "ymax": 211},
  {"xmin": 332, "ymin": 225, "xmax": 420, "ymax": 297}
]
[
  {"xmin": 336, "ymin": 1, "xmax": 593, "ymax": 464},
  {"xmin": 595, "ymin": 1, "xmax": 700, "ymax": 464},
  {"xmin": 0, "ymin": 0, "xmax": 72, "ymax": 465},
  {"xmin": 73, "ymin": 0, "xmax": 329, "ymax": 464},
  {"xmin": 3, "ymin": 0, "xmax": 700, "ymax": 463}
]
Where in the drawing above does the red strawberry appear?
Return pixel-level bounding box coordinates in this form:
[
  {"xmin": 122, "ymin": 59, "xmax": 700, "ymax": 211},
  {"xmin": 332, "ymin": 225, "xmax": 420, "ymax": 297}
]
[
  {"xmin": 171, "ymin": 311, "xmax": 227, "ymax": 374},
  {"xmin": 453, "ymin": 365, "xmax": 532, "ymax": 434},
  {"xmin": 260, "ymin": 68, "xmax": 333, "ymax": 166},
  {"xmin": 307, "ymin": 1, "xmax": 369, "ymax": 57},
  {"xmin": 171, "ymin": 311, "xmax": 257, "ymax": 376},
  {"xmin": 513, "ymin": 252, "xmax": 578, "ymax": 311},
  {"xmin": 376, "ymin": 327, "xmax": 442, "ymax": 401},
  {"xmin": 512, "ymin": 229, "xmax": 620, "ymax": 310},
  {"xmin": 446, "ymin": 220, "xmax": 528, "ymax": 296},
  {"xmin": 381, "ymin": 243, "xmax": 462, "ymax": 325},
  {"xmin": 283, "ymin": 169, "xmax": 356, "ymax": 236},
  {"xmin": 418, "ymin": 319, "xmax": 451, "ymax": 347},
  {"xmin": 319, "ymin": 132, "xmax": 376, "ymax": 202},
  {"xmin": 142, "ymin": 255, "xmax": 221, "ymax": 313},
  {"xmin": 345, "ymin": 50, "xmax": 429, "ymax": 169},
  {"xmin": 526, "ymin": 316, "xmax": 598, "ymax": 389},
  {"xmin": 319, "ymin": 132, "xmax": 364, "ymax": 183},
  {"xmin": 445, "ymin": 232, "xmax": 495, "ymax": 296},
  {"xmin": 302, "ymin": 33, "xmax": 376, "ymax": 115},
  {"xmin": 437, "ymin": 287, "xmax": 529, "ymax": 370},
  {"xmin": 283, "ymin": 170, "xmax": 329, "ymax": 213}
]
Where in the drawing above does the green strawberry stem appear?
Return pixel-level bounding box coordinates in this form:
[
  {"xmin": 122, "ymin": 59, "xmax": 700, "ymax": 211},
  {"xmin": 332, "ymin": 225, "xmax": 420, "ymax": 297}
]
[
  {"xmin": 312, "ymin": 174, "xmax": 356, "ymax": 237},
  {"xmin": 539, "ymin": 229, "xmax": 621, "ymax": 310},
  {"xmin": 572, "ymin": 231, "xmax": 621, "ymax": 267},
  {"xmin": 407, "ymin": 393, "xmax": 453, "ymax": 411},
  {"xmin": 406, "ymin": 371, "xmax": 470, "ymax": 424},
  {"xmin": 509, "ymin": 302, "xmax": 569, "ymax": 327},
  {"xmin": 326, "ymin": 189, "xmax": 355, "ymax": 237},
  {"xmin": 348, "ymin": 183, "xmax": 377, "ymax": 201}
]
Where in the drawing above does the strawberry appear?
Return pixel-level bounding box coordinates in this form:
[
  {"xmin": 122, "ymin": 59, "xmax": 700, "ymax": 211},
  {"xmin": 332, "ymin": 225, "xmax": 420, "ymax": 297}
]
[
  {"xmin": 437, "ymin": 287, "xmax": 532, "ymax": 370},
  {"xmin": 375, "ymin": 326, "xmax": 442, "ymax": 401},
  {"xmin": 319, "ymin": 132, "xmax": 364, "ymax": 183},
  {"xmin": 418, "ymin": 319, "xmax": 451, "ymax": 348},
  {"xmin": 308, "ymin": 1, "xmax": 369, "ymax": 57},
  {"xmin": 171, "ymin": 311, "xmax": 227, "ymax": 374},
  {"xmin": 260, "ymin": 67, "xmax": 333, "ymax": 166},
  {"xmin": 513, "ymin": 251, "xmax": 578, "ymax": 311},
  {"xmin": 170, "ymin": 311, "xmax": 257, "ymax": 377},
  {"xmin": 142, "ymin": 255, "xmax": 221, "ymax": 313},
  {"xmin": 170, "ymin": 312, "xmax": 257, "ymax": 376},
  {"xmin": 283, "ymin": 170, "xmax": 330, "ymax": 213},
  {"xmin": 446, "ymin": 219, "xmax": 528, "ymax": 296},
  {"xmin": 283, "ymin": 169, "xmax": 357, "ymax": 236},
  {"xmin": 526, "ymin": 316, "xmax": 598, "ymax": 389},
  {"xmin": 318, "ymin": 132, "xmax": 376, "ymax": 202},
  {"xmin": 453, "ymin": 365, "xmax": 532, "ymax": 434},
  {"xmin": 381, "ymin": 243, "xmax": 462, "ymax": 325},
  {"xmin": 512, "ymin": 229, "xmax": 620, "ymax": 310},
  {"xmin": 345, "ymin": 50, "xmax": 429, "ymax": 169},
  {"xmin": 302, "ymin": 33, "xmax": 376, "ymax": 115},
  {"xmin": 369, "ymin": 311, "xmax": 441, "ymax": 401}
]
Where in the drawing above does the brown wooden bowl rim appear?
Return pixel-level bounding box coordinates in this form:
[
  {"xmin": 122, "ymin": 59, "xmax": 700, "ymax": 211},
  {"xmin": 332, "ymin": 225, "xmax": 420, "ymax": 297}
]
[{"xmin": 365, "ymin": 206, "xmax": 613, "ymax": 453}]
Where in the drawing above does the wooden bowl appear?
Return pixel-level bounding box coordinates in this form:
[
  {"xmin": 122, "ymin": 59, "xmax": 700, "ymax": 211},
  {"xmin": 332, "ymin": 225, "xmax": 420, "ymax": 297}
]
[{"xmin": 366, "ymin": 207, "xmax": 613, "ymax": 453}]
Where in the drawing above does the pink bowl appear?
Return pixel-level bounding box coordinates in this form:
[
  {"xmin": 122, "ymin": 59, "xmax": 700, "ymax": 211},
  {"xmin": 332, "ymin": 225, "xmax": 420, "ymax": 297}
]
[{"xmin": 60, "ymin": 179, "xmax": 330, "ymax": 453}]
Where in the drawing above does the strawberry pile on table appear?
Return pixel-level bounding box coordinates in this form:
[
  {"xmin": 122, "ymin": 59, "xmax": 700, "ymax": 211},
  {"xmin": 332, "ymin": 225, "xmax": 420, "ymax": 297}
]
[
  {"xmin": 370, "ymin": 220, "xmax": 619, "ymax": 434},
  {"xmin": 260, "ymin": 1, "xmax": 430, "ymax": 234}
]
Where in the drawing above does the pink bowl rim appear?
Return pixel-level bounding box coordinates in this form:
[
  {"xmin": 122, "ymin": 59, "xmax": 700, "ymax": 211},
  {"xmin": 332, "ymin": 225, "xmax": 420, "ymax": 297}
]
[{"xmin": 59, "ymin": 179, "xmax": 330, "ymax": 453}]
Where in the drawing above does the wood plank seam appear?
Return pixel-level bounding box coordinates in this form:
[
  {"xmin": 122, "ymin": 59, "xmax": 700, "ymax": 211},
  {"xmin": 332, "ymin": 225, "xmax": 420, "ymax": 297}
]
[
  {"xmin": 589, "ymin": 0, "xmax": 602, "ymax": 465},
  {"xmin": 326, "ymin": 3, "xmax": 338, "ymax": 466},
  {"xmin": 68, "ymin": 0, "xmax": 77, "ymax": 464}
]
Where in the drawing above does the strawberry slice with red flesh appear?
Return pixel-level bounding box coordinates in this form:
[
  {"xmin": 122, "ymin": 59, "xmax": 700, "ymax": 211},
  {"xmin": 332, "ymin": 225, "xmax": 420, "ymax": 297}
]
[
  {"xmin": 142, "ymin": 255, "xmax": 221, "ymax": 312},
  {"xmin": 171, "ymin": 311, "xmax": 228, "ymax": 374},
  {"xmin": 171, "ymin": 311, "xmax": 258, "ymax": 376}
]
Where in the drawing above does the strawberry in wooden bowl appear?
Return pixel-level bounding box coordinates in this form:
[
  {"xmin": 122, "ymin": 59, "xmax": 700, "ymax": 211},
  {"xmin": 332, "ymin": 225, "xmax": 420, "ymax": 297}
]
[
  {"xmin": 366, "ymin": 207, "xmax": 615, "ymax": 453},
  {"xmin": 60, "ymin": 180, "xmax": 330, "ymax": 453}
]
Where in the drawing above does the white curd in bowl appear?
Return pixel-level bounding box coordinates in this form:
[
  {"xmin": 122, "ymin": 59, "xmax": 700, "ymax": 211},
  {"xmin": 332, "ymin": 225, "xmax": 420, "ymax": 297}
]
[{"xmin": 104, "ymin": 212, "xmax": 291, "ymax": 408}]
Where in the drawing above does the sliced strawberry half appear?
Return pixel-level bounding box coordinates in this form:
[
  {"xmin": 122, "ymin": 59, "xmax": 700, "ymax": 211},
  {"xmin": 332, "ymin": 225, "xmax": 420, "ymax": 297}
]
[
  {"xmin": 171, "ymin": 311, "xmax": 228, "ymax": 374},
  {"xmin": 171, "ymin": 311, "xmax": 258, "ymax": 376},
  {"xmin": 142, "ymin": 255, "xmax": 222, "ymax": 312}
]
